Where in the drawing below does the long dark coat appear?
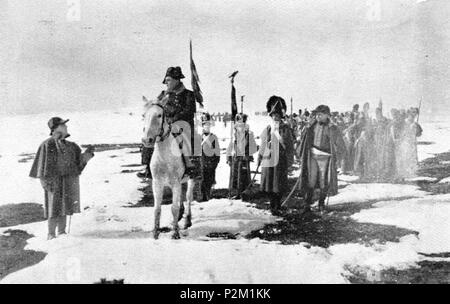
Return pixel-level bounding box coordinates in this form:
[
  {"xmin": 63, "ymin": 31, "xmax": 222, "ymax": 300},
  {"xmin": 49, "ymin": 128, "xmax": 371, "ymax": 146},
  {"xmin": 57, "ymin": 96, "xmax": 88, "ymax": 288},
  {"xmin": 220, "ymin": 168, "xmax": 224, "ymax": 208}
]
[
  {"xmin": 157, "ymin": 82, "xmax": 198, "ymax": 155},
  {"xmin": 296, "ymin": 121, "xmax": 346, "ymax": 196},
  {"xmin": 29, "ymin": 136, "xmax": 88, "ymax": 218},
  {"xmin": 201, "ymin": 133, "xmax": 221, "ymax": 185},
  {"xmin": 258, "ymin": 123, "xmax": 294, "ymax": 194}
]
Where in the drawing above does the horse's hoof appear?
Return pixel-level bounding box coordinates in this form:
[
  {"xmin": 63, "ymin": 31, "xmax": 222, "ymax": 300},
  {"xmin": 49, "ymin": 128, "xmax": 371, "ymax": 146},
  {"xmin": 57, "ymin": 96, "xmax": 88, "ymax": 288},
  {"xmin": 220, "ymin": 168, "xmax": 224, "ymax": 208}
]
[
  {"xmin": 153, "ymin": 230, "xmax": 160, "ymax": 239},
  {"xmin": 182, "ymin": 221, "xmax": 192, "ymax": 230},
  {"xmin": 171, "ymin": 232, "xmax": 180, "ymax": 240}
]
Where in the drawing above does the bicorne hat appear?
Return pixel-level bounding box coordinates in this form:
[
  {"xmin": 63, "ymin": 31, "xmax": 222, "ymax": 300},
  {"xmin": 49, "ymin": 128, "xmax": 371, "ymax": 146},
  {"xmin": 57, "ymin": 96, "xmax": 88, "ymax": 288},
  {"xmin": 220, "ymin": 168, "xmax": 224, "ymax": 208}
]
[{"xmin": 162, "ymin": 66, "xmax": 185, "ymax": 84}]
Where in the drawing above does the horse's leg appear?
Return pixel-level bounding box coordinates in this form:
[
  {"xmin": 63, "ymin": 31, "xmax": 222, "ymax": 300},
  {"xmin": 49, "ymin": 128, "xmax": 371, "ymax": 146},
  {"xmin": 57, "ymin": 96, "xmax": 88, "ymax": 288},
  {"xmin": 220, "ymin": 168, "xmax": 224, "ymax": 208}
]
[
  {"xmin": 153, "ymin": 180, "xmax": 163, "ymax": 239},
  {"xmin": 182, "ymin": 178, "xmax": 195, "ymax": 229},
  {"xmin": 171, "ymin": 183, "xmax": 182, "ymax": 239}
]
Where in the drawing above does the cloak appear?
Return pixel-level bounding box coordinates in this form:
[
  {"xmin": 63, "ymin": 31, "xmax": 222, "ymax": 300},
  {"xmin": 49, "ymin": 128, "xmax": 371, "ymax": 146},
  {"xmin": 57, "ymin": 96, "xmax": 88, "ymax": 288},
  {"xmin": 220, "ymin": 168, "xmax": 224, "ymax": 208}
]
[
  {"xmin": 30, "ymin": 137, "xmax": 88, "ymax": 218},
  {"xmin": 296, "ymin": 121, "xmax": 346, "ymax": 196},
  {"xmin": 258, "ymin": 123, "xmax": 294, "ymax": 194}
]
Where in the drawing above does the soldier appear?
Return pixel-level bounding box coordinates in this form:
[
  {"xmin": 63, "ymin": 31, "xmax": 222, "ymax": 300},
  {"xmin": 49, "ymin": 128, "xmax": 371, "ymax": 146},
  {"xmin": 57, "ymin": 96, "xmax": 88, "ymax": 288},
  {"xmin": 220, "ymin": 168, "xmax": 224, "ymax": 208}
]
[
  {"xmin": 199, "ymin": 112, "xmax": 221, "ymax": 202},
  {"xmin": 138, "ymin": 66, "xmax": 201, "ymax": 180},
  {"xmin": 258, "ymin": 96, "xmax": 294, "ymax": 215},
  {"xmin": 227, "ymin": 113, "xmax": 257, "ymax": 199},
  {"xmin": 297, "ymin": 105, "xmax": 346, "ymax": 213}
]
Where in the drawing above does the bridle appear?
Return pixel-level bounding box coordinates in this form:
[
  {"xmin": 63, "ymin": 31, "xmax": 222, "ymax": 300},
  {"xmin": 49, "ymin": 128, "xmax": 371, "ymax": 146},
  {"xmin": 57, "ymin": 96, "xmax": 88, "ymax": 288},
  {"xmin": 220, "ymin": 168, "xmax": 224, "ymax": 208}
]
[{"xmin": 147, "ymin": 103, "xmax": 172, "ymax": 143}]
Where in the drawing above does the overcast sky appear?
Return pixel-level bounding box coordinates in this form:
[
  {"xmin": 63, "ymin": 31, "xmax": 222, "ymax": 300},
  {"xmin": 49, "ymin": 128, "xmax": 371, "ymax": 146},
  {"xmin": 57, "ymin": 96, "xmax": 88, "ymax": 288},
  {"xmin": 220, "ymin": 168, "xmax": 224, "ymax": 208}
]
[{"xmin": 1, "ymin": 0, "xmax": 449, "ymax": 119}]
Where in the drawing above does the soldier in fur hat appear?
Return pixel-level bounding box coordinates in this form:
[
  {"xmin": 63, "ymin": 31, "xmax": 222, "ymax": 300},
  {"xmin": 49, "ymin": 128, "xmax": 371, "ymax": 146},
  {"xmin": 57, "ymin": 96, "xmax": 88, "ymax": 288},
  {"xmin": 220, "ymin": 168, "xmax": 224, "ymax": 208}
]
[{"xmin": 258, "ymin": 96, "xmax": 294, "ymax": 215}]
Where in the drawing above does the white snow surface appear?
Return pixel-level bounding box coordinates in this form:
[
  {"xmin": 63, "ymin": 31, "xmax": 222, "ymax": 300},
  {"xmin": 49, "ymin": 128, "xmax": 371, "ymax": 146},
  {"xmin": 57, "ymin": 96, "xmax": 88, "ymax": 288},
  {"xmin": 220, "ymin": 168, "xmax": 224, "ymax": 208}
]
[
  {"xmin": 439, "ymin": 177, "xmax": 450, "ymax": 184},
  {"xmin": 1, "ymin": 109, "xmax": 450, "ymax": 283}
]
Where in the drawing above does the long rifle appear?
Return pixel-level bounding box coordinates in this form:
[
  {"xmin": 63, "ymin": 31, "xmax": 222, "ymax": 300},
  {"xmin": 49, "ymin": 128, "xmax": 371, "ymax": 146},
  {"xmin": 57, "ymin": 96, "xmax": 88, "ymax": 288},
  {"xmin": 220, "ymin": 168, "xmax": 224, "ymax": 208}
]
[{"xmin": 290, "ymin": 97, "xmax": 293, "ymax": 117}]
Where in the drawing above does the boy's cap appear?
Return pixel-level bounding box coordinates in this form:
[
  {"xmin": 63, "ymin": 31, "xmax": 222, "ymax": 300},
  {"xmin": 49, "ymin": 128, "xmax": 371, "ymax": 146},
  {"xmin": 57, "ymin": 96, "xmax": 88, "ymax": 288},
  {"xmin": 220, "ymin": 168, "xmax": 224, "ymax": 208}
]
[{"xmin": 48, "ymin": 117, "xmax": 69, "ymax": 131}]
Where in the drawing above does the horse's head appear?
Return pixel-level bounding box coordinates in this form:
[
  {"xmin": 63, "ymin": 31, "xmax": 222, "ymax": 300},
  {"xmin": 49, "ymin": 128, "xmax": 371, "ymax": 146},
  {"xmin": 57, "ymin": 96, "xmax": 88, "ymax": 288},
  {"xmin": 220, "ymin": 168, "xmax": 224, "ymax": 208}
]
[{"xmin": 142, "ymin": 97, "xmax": 166, "ymax": 147}]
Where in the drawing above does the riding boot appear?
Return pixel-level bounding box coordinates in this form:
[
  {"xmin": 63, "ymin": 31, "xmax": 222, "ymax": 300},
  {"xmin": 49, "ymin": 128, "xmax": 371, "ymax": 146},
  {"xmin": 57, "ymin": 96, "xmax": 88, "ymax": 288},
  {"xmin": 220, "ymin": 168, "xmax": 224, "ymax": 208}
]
[
  {"xmin": 304, "ymin": 188, "xmax": 314, "ymax": 206},
  {"xmin": 183, "ymin": 155, "xmax": 201, "ymax": 179},
  {"xmin": 269, "ymin": 192, "xmax": 281, "ymax": 216},
  {"xmin": 138, "ymin": 147, "xmax": 153, "ymax": 179},
  {"xmin": 318, "ymin": 189, "xmax": 327, "ymax": 212}
]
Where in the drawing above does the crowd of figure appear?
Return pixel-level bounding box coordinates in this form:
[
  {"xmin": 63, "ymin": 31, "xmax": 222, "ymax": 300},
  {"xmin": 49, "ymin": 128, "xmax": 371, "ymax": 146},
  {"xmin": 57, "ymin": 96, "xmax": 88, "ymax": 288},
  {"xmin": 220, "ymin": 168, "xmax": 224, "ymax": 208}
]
[{"xmin": 285, "ymin": 100, "xmax": 423, "ymax": 182}]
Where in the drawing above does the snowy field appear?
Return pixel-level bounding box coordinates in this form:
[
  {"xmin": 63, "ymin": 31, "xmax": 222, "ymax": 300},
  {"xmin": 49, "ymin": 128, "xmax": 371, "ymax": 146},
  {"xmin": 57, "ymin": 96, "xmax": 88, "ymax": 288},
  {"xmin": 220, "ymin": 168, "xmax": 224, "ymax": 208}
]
[{"xmin": 0, "ymin": 108, "xmax": 450, "ymax": 283}]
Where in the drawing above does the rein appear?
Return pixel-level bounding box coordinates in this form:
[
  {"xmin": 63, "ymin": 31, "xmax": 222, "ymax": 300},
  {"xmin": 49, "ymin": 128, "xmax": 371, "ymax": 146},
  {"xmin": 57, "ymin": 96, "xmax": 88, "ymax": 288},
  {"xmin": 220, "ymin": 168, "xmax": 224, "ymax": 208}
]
[{"xmin": 150, "ymin": 103, "xmax": 171, "ymax": 143}]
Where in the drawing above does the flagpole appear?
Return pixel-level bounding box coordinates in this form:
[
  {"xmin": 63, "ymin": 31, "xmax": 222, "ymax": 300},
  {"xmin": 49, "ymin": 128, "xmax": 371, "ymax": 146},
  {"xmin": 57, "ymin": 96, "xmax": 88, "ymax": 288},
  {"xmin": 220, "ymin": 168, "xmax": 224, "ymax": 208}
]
[{"xmin": 228, "ymin": 71, "xmax": 238, "ymax": 198}]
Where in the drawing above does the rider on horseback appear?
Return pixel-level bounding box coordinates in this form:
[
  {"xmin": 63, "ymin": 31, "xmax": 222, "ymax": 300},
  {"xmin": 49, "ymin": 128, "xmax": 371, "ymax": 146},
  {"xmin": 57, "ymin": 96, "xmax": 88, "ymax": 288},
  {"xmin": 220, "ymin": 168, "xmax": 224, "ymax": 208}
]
[{"xmin": 139, "ymin": 66, "xmax": 201, "ymax": 180}]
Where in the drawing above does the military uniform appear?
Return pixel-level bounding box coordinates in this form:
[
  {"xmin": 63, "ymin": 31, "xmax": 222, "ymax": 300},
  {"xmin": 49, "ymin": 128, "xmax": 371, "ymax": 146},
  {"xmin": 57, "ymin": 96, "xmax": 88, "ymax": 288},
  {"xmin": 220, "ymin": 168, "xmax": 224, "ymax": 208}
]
[
  {"xmin": 227, "ymin": 113, "xmax": 257, "ymax": 198},
  {"xmin": 139, "ymin": 67, "xmax": 201, "ymax": 179},
  {"xmin": 199, "ymin": 113, "xmax": 220, "ymax": 201},
  {"xmin": 258, "ymin": 96, "xmax": 294, "ymax": 214}
]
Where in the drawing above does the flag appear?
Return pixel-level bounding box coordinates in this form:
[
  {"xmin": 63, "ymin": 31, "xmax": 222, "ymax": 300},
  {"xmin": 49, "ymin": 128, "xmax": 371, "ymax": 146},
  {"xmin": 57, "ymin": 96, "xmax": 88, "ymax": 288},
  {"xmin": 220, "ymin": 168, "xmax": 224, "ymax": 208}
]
[
  {"xmin": 190, "ymin": 40, "xmax": 203, "ymax": 108},
  {"xmin": 231, "ymin": 83, "xmax": 237, "ymax": 121}
]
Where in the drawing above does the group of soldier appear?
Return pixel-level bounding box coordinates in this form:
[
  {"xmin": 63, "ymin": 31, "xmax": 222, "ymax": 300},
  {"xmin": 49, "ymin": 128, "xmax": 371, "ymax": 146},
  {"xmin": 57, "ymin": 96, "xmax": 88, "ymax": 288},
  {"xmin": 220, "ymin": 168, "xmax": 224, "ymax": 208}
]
[
  {"xmin": 138, "ymin": 67, "xmax": 424, "ymax": 216},
  {"xmin": 134, "ymin": 67, "xmax": 351, "ymax": 215},
  {"xmin": 285, "ymin": 101, "xmax": 423, "ymax": 183},
  {"xmin": 29, "ymin": 65, "xmax": 424, "ymax": 239}
]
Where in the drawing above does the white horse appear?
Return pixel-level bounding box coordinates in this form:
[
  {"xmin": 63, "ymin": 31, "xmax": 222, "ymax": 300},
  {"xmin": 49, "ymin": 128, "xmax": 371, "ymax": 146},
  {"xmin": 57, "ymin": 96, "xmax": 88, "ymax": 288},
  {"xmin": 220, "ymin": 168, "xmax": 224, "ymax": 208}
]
[{"xmin": 141, "ymin": 96, "xmax": 195, "ymax": 239}]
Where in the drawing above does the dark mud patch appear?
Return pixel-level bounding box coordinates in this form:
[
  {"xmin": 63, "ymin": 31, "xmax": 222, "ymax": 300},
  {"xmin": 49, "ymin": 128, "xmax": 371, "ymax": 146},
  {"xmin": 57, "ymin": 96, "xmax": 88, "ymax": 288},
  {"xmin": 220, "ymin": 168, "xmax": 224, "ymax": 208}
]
[
  {"xmin": 419, "ymin": 252, "xmax": 450, "ymax": 258},
  {"xmin": 418, "ymin": 151, "xmax": 450, "ymax": 180},
  {"xmin": 18, "ymin": 155, "xmax": 35, "ymax": 163},
  {"xmin": 246, "ymin": 200, "xmax": 418, "ymax": 247},
  {"xmin": 120, "ymin": 169, "xmax": 141, "ymax": 174},
  {"xmin": 206, "ymin": 232, "xmax": 238, "ymax": 239},
  {"xmin": 94, "ymin": 278, "xmax": 125, "ymax": 284},
  {"xmin": 18, "ymin": 153, "xmax": 35, "ymax": 157},
  {"xmin": 0, "ymin": 229, "xmax": 47, "ymax": 280},
  {"xmin": 127, "ymin": 180, "xmax": 203, "ymax": 208},
  {"xmin": 415, "ymin": 150, "xmax": 450, "ymax": 193},
  {"xmin": 0, "ymin": 203, "xmax": 45, "ymax": 228},
  {"xmin": 80, "ymin": 143, "xmax": 141, "ymax": 152},
  {"xmin": 416, "ymin": 182, "xmax": 450, "ymax": 194},
  {"xmin": 124, "ymin": 184, "xmax": 174, "ymax": 207},
  {"xmin": 347, "ymin": 261, "xmax": 450, "ymax": 284},
  {"xmin": 417, "ymin": 141, "xmax": 435, "ymax": 145}
]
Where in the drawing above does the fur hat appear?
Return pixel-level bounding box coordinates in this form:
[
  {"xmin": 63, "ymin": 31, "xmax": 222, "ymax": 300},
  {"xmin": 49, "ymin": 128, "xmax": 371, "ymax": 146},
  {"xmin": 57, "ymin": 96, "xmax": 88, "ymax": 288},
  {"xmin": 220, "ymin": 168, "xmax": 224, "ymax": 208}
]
[
  {"xmin": 266, "ymin": 96, "xmax": 287, "ymax": 116},
  {"xmin": 314, "ymin": 105, "xmax": 331, "ymax": 115},
  {"xmin": 201, "ymin": 112, "xmax": 211, "ymax": 123},
  {"xmin": 235, "ymin": 113, "xmax": 248, "ymax": 123}
]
